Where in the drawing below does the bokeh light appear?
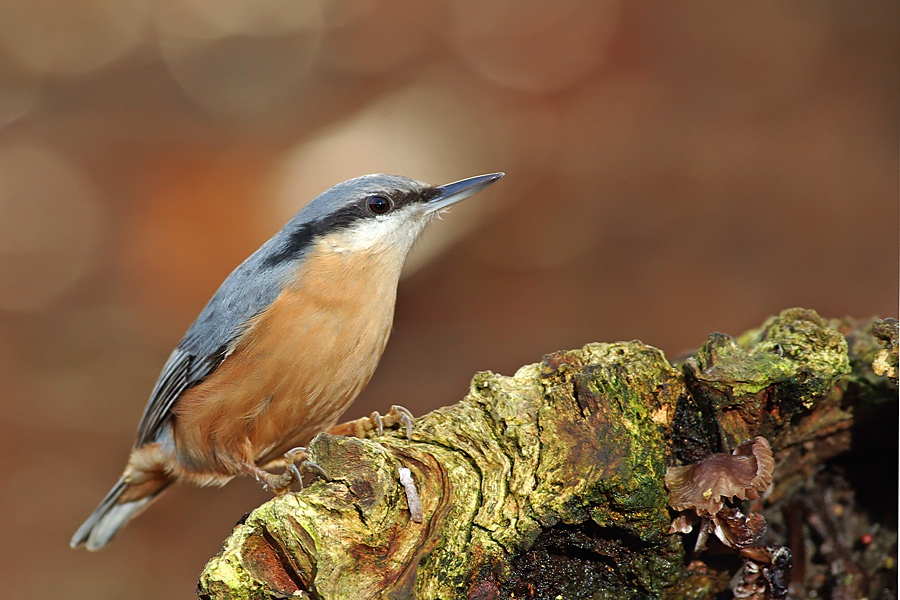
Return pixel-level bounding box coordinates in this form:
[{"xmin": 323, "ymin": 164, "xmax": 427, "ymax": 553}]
[
  {"xmin": 157, "ymin": 0, "xmax": 325, "ymax": 123},
  {"xmin": 0, "ymin": 1, "xmax": 895, "ymax": 598},
  {"xmin": 0, "ymin": 0, "xmax": 150, "ymax": 76},
  {"xmin": 450, "ymin": 0, "xmax": 621, "ymax": 92},
  {"xmin": 0, "ymin": 143, "xmax": 104, "ymax": 310}
]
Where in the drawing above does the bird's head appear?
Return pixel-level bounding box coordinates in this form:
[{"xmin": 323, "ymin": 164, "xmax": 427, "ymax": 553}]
[{"xmin": 266, "ymin": 172, "xmax": 504, "ymax": 268}]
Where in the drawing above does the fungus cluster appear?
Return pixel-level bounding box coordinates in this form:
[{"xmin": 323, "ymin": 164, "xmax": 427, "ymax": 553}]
[{"xmin": 665, "ymin": 436, "xmax": 774, "ymax": 551}]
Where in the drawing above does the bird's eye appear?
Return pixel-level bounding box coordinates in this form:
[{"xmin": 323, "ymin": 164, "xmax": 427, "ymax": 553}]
[{"xmin": 366, "ymin": 195, "xmax": 392, "ymax": 215}]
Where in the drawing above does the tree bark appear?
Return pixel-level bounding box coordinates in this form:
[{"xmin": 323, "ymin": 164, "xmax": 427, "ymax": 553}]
[{"xmin": 197, "ymin": 308, "xmax": 897, "ymax": 600}]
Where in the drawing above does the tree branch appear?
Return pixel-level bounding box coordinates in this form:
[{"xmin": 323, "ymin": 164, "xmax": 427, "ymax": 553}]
[{"xmin": 197, "ymin": 308, "xmax": 897, "ymax": 600}]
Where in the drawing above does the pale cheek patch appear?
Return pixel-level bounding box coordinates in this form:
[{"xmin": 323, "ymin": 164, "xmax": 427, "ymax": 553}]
[{"xmin": 322, "ymin": 207, "xmax": 430, "ymax": 255}]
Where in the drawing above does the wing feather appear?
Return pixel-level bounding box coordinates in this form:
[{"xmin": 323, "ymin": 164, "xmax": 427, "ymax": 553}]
[
  {"xmin": 133, "ymin": 347, "xmax": 226, "ymax": 446},
  {"xmin": 130, "ymin": 221, "xmax": 304, "ymax": 447}
]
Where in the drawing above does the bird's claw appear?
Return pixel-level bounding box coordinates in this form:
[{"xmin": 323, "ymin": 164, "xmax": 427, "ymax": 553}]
[
  {"xmin": 325, "ymin": 404, "xmax": 415, "ymax": 443},
  {"xmin": 243, "ymin": 447, "xmax": 329, "ymax": 495},
  {"xmin": 285, "ymin": 446, "xmax": 330, "ymax": 482},
  {"xmin": 358, "ymin": 405, "xmax": 414, "ymax": 440}
]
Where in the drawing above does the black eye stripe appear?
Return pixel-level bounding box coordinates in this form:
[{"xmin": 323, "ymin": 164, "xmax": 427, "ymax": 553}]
[{"xmin": 265, "ymin": 190, "xmax": 416, "ymax": 267}]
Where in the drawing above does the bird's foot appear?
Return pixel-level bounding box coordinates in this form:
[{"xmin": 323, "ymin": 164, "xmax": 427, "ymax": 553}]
[
  {"xmin": 242, "ymin": 447, "xmax": 330, "ymax": 495},
  {"xmin": 329, "ymin": 405, "xmax": 414, "ymax": 440}
]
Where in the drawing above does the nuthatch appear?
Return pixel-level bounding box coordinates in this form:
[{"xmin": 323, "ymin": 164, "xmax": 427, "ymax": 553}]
[{"xmin": 71, "ymin": 172, "xmax": 503, "ymax": 551}]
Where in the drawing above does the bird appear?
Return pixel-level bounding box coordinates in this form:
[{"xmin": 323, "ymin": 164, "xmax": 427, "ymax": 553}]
[{"xmin": 71, "ymin": 171, "xmax": 504, "ymax": 551}]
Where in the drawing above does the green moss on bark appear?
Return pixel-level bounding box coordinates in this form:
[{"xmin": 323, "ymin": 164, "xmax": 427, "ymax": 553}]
[{"xmin": 198, "ymin": 308, "xmax": 896, "ymax": 600}]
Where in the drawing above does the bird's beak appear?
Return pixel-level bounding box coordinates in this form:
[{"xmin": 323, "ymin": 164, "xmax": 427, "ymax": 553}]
[{"xmin": 425, "ymin": 172, "xmax": 504, "ymax": 214}]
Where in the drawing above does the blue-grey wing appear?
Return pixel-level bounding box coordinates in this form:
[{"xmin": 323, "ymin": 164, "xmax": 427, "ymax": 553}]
[
  {"xmin": 133, "ymin": 347, "xmax": 223, "ymax": 447},
  {"xmin": 131, "ymin": 233, "xmax": 300, "ymax": 447}
]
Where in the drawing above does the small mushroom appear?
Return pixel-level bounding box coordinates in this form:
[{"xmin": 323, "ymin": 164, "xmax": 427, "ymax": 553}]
[
  {"xmin": 665, "ymin": 436, "xmax": 774, "ymax": 551},
  {"xmin": 712, "ymin": 506, "xmax": 767, "ymax": 549},
  {"xmin": 666, "ymin": 436, "xmax": 773, "ymax": 517},
  {"xmin": 672, "ymin": 506, "xmax": 768, "ymax": 553},
  {"xmin": 669, "ymin": 512, "xmax": 696, "ymax": 534}
]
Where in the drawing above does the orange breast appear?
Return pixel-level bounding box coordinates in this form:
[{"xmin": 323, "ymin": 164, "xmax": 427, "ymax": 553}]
[{"xmin": 171, "ymin": 237, "xmax": 402, "ymax": 480}]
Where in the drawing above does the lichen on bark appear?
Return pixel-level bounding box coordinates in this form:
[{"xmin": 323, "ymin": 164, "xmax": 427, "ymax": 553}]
[{"xmin": 198, "ymin": 308, "xmax": 897, "ymax": 600}]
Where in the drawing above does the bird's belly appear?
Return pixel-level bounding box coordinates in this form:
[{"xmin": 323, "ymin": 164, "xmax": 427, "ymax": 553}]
[{"xmin": 171, "ymin": 277, "xmax": 395, "ymax": 478}]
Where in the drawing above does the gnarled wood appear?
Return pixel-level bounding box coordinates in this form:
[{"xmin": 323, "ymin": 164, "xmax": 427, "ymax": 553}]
[{"xmin": 198, "ymin": 309, "xmax": 897, "ymax": 600}]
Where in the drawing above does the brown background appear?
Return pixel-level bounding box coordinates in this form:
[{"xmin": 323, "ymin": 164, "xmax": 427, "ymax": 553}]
[{"xmin": 0, "ymin": 1, "xmax": 896, "ymax": 598}]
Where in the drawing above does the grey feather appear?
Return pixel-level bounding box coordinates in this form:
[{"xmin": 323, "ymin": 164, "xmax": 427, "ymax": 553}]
[
  {"xmin": 70, "ymin": 478, "xmax": 169, "ymax": 551},
  {"xmin": 84, "ymin": 499, "xmax": 154, "ymax": 551}
]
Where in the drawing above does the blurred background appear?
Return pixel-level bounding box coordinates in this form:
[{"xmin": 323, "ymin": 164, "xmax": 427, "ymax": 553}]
[{"xmin": 0, "ymin": 0, "xmax": 896, "ymax": 598}]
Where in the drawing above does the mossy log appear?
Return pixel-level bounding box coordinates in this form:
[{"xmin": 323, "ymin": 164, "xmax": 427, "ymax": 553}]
[{"xmin": 197, "ymin": 308, "xmax": 897, "ymax": 600}]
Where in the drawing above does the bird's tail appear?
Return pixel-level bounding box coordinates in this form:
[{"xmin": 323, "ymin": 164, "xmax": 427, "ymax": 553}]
[{"xmin": 70, "ymin": 476, "xmax": 171, "ymax": 551}]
